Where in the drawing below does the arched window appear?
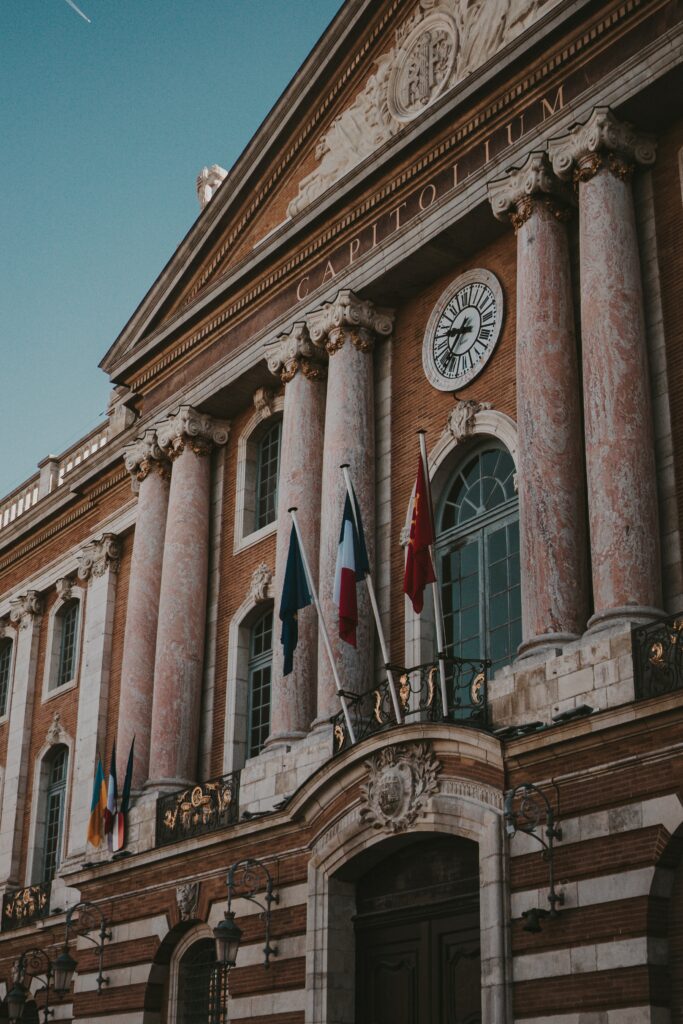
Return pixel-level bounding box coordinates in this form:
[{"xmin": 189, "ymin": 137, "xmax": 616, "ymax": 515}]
[
  {"xmin": 176, "ymin": 938, "xmax": 226, "ymax": 1024},
  {"xmin": 56, "ymin": 600, "xmax": 79, "ymax": 688},
  {"xmin": 255, "ymin": 420, "xmax": 281, "ymax": 531},
  {"xmin": 41, "ymin": 746, "xmax": 68, "ymax": 883},
  {"xmin": 0, "ymin": 637, "xmax": 13, "ymax": 717},
  {"xmin": 248, "ymin": 609, "xmax": 273, "ymax": 757},
  {"xmin": 438, "ymin": 445, "xmax": 521, "ymax": 673}
]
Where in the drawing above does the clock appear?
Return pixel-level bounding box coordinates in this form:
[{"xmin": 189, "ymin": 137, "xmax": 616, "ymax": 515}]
[{"xmin": 422, "ymin": 269, "xmax": 504, "ymax": 391}]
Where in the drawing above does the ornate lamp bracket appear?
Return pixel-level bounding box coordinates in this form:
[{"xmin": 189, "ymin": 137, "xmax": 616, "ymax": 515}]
[
  {"xmin": 64, "ymin": 901, "xmax": 112, "ymax": 994},
  {"xmin": 226, "ymin": 858, "xmax": 279, "ymax": 967},
  {"xmin": 504, "ymin": 782, "xmax": 564, "ymax": 929}
]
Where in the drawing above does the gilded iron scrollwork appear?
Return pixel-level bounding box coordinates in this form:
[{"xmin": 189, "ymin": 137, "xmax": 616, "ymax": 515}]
[
  {"xmin": 633, "ymin": 614, "xmax": 683, "ymax": 699},
  {"xmin": 2, "ymin": 882, "xmax": 50, "ymax": 932},
  {"xmin": 156, "ymin": 772, "xmax": 240, "ymax": 847}
]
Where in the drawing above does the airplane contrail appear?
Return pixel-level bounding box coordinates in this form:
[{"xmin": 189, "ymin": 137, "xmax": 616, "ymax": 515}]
[{"xmin": 63, "ymin": 0, "xmax": 92, "ymax": 23}]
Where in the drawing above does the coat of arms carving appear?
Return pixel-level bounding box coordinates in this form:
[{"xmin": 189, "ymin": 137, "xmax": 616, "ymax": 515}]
[{"xmin": 360, "ymin": 742, "xmax": 441, "ymax": 832}]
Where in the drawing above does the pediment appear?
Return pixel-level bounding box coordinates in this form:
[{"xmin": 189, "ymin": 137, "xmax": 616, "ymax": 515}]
[{"xmin": 101, "ymin": 0, "xmax": 564, "ymax": 380}]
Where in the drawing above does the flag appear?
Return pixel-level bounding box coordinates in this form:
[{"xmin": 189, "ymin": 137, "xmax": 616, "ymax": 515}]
[
  {"xmin": 334, "ymin": 492, "xmax": 370, "ymax": 646},
  {"xmin": 279, "ymin": 525, "xmax": 312, "ymax": 675},
  {"xmin": 113, "ymin": 737, "xmax": 134, "ymax": 853},
  {"xmin": 86, "ymin": 756, "xmax": 107, "ymax": 848},
  {"xmin": 104, "ymin": 744, "xmax": 118, "ymax": 852},
  {"xmin": 403, "ymin": 455, "xmax": 437, "ymax": 614}
]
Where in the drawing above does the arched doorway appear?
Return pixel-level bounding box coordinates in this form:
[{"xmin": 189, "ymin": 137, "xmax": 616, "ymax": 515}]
[{"xmin": 354, "ymin": 835, "xmax": 481, "ymax": 1024}]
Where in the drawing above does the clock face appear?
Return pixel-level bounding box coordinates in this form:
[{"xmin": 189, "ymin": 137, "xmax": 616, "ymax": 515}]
[{"xmin": 423, "ymin": 269, "xmax": 504, "ymax": 391}]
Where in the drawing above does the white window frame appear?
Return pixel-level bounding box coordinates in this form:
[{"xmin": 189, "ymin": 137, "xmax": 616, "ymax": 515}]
[
  {"xmin": 25, "ymin": 736, "xmax": 73, "ymax": 886},
  {"xmin": 0, "ymin": 630, "xmax": 17, "ymax": 724},
  {"xmin": 233, "ymin": 397, "xmax": 284, "ymax": 554},
  {"xmin": 42, "ymin": 586, "xmax": 84, "ymax": 702}
]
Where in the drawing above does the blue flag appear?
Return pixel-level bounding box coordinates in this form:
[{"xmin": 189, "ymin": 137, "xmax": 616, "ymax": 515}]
[{"xmin": 280, "ymin": 524, "xmax": 312, "ymax": 675}]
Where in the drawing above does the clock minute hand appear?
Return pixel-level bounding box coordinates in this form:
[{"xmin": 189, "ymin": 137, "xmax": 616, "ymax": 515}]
[{"xmin": 446, "ymin": 317, "xmax": 472, "ymax": 353}]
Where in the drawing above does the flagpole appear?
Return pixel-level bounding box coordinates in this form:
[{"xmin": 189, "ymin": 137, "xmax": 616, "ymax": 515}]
[
  {"xmin": 340, "ymin": 466, "xmax": 404, "ymax": 726},
  {"xmin": 418, "ymin": 430, "xmax": 450, "ymax": 719},
  {"xmin": 288, "ymin": 508, "xmax": 357, "ymax": 745}
]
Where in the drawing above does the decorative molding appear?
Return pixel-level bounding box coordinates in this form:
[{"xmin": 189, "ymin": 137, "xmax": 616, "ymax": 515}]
[
  {"xmin": 549, "ymin": 106, "xmax": 657, "ymax": 184},
  {"xmin": 196, "ymin": 165, "xmax": 228, "ymax": 210},
  {"xmin": 176, "ymin": 881, "xmax": 200, "ymax": 921},
  {"xmin": 439, "ymin": 778, "xmax": 504, "ymax": 810},
  {"xmin": 55, "ymin": 577, "xmax": 74, "ymax": 602},
  {"xmin": 307, "ymin": 289, "xmax": 394, "ymax": 355},
  {"xmin": 77, "ymin": 533, "xmax": 121, "ymax": 580},
  {"xmin": 252, "ymin": 387, "xmax": 275, "ymax": 419},
  {"xmin": 123, "ymin": 428, "xmax": 170, "ymax": 486},
  {"xmin": 399, "ymin": 525, "xmax": 411, "ymax": 549},
  {"xmin": 488, "ymin": 151, "xmax": 573, "ymax": 227},
  {"xmin": 249, "ymin": 563, "xmax": 273, "ymax": 604},
  {"xmin": 287, "ymin": 0, "xmax": 562, "ymax": 217},
  {"xmin": 46, "ymin": 712, "xmax": 65, "ymax": 747},
  {"xmin": 359, "ymin": 741, "xmax": 441, "ymax": 833},
  {"xmin": 157, "ymin": 405, "xmax": 230, "ymax": 460},
  {"xmin": 443, "ymin": 399, "xmax": 493, "ymax": 445},
  {"xmin": 265, "ymin": 323, "xmax": 328, "ymax": 384},
  {"xmin": 9, "ymin": 591, "xmax": 43, "ymax": 629}
]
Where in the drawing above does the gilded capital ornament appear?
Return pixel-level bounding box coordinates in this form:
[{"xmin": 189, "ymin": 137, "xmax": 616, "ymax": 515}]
[
  {"xmin": 548, "ymin": 106, "xmax": 656, "ymax": 185},
  {"xmin": 157, "ymin": 405, "xmax": 230, "ymax": 460},
  {"xmin": 265, "ymin": 323, "xmax": 327, "ymax": 384},
  {"xmin": 77, "ymin": 533, "xmax": 121, "ymax": 580},
  {"xmin": 488, "ymin": 151, "xmax": 573, "ymax": 228},
  {"xmin": 307, "ymin": 289, "xmax": 394, "ymax": 356},
  {"xmin": 124, "ymin": 428, "xmax": 170, "ymax": 487},
  {"xmin": 9, "ymin": 591, "xmax": 43, "ymax": 629}
]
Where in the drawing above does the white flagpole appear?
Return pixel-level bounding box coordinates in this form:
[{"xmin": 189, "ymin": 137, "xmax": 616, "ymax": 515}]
[
  {"xmin": 340, "ymin": 466, "xmax": 404, "ymax": 726},
  {"xmin": 288, "ymin": 508, "xmax": 357, "ymax": 745},
  {"xmin": 417, "ymin": 430, "xmax": 450, "ymax": 719}
]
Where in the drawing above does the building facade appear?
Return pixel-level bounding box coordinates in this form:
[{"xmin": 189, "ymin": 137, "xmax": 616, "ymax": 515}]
[{"xmin": 0, "ymin": 0, "xmax": 682, "ymax": 1021}]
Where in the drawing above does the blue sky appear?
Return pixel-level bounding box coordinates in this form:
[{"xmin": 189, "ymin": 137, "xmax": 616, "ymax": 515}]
[{"xmin": 0, "ymin": 0, "xmax": 344, "ymax": 497}]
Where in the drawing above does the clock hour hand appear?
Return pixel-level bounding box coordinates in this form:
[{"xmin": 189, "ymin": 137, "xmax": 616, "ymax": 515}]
[{"xmin": 446, "ymin": 317, "xmax": 472, "ymax": 353}]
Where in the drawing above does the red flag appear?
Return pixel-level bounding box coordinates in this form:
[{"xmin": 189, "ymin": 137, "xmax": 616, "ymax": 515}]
[{"xmin": 403, "ymin": 455, "xmax": 437, "ymax": 614}]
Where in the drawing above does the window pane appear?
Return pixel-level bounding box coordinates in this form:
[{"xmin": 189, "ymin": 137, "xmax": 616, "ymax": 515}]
[
  {"xmin": 255, "ymin": 422, "xmax": 281, "ymax": 531},
  {"xmin": 42, "ymin": 749, "xmax": 68, "ymax": 883},
  {"xmin": 178, "ymin": 939, "xmax": 226, "ymax": 1024},
  {"xmin": 248, "ymin": 611, "xmax": 273, "ymax": 757},
  {"xmin": 57, "ymin": 601, "xmax": 79, "ymax": 687},
  {"xmin": 0, "ymin": 640, "xmax": 12, "ymax": 717}
]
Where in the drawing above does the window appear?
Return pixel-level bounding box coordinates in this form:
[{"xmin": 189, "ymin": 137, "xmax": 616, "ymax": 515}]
[
  {"xmin": 0, "ymin": 638, "xmax": 12, "ymax": 717},
  {"xmin": 247, "ymin": 609, "xmax": 273, "ymax": 757},
  {"xmin": 56, "ymin": 601, "xmax": 79, "ymax": 687},
  {"xmin": 255, "ymin": 420, "xmax": 281, "ymax": 531},
  {"xmin": 41, "ymin": 747, "xmax": 68, "ymax": 883},
  {"xmin": 438, "ymin": 446, "xmax": 521, "ymax": 674},
  {"xmin": 177, "ymin": 938, "xmax": 227, "ymax": 1024}
]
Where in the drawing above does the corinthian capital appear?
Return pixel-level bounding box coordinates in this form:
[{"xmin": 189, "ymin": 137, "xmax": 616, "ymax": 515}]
[
  {"xmin": 307, "ymin": 290, "xmax": 394, "ymax": 355},
  {"xmin": 549, "ymin": 107, "xmax": 656, "ymax": 184},
  {"xmin": 488, "ymin": 152, "xmax": 572, "ymax": 229},
  {"xmin": 124, "ymin": 428, "xmax": 170, "ymax": 486},
  {"xmin": 77, "ymin": 533, "xmax": 121, "ymax": 580},
  {"xmin": 157, "ymin": 405, "xmax": 230, "ymax": 460},
  {"xmin": 265, "ymin": 323, "xmax": 328, "ymax": 383},
  {"xmin": 9, "ymin": 591, "xmax": 43, "ymax": 629}
]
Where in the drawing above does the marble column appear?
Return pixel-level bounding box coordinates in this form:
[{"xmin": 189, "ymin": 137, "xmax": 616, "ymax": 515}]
[
  {"xmin": 67, "ymin": 537, "xmax": 120, "ymax": 859},
  {"xmin": 488, "ymin": 152, "xmax": 588, "ymax": 655},
  {"xmin": 265, "ymin": 324, "xmax": 327, "ymax": 744},
  {"xmin": 0, "ymin": 593, "xmax": 42, "ymax": 887},
  {"xmin": 116, "ymin": 430, "xmax": 170, "ymax": 790},
  {"xmin": 549, "ymin": 107, "xmax": 662, "ymax": 629},
  {"xmin": 147, "ymin": 406, "xmax": 229, "ymax": 789},
  {"xmin": 308, "ymin": 291, "xmax": 394, "ymax": 723}
]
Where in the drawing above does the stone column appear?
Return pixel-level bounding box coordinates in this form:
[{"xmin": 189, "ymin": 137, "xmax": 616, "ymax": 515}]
[
  {"xmin": 116, "ymin": 431, "xmax": 171, "ymax": 790},
  {"xmin": 67, "ymin": 538, "xmax": 120, "ymax": 859},
  {"xmin": 265, "ymin": 324, "xmax": 327, "ymax": 744},
  {"xmin": 0, "ymin": 593, "xmax": 42, "ymax": 887},
  {"xmin": 147, "ymin": 407, "xmax": 229, "ymax": 789},
  {"xmin": 307, "ymin": 291, "xmax": 394, "ymax": 723},
  {"xmin": 488, "ymin": 152, "xmax": 588, "ymax": 655},
  {"xmin": 549, "ymin": 107, "xmax": 662, "ymax": 629}
]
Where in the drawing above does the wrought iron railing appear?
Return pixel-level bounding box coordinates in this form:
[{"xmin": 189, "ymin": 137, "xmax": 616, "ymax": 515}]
[
  {"xmin": 156, "ymin": 772, "xmax": 240, "ymax": 848},
  {"xmin": 2, "ymin": 882, "xmax": 51, "ymax": 932},
  {"xmin": 331, "ymin": 656, "xmax": 490, "ymax": 754},
  {"xmin": 633, "ymin": 614, "xmax": 683, "ymax": 700}
]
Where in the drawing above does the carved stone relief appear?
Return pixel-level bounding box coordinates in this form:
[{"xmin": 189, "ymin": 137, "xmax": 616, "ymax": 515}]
[
  {"xmin": 46, "ymin": 712, "xmax": 65, "ymax": 747},
  {"xmin": 77, "ymin": 534, "xmax": 121, "ymax": 580},
  {"xmin": 9, "ymin": 591, "xmax": 43, "ymax": 630},
  {"xmin": 253, "ymin": 387, "xmax": 274, "ymax": 420},
  {"xmin": 359, "ymin": 741, "xmax": 441, "ymax": 832},
  {"xmin": 249, "ymin": 563, "xmax": 273, "ymax": 603},
  {"xmin": 287, "ymin": 0, "xmax": 561, "ymax": 217},
  {"xmin": 176, "ymin": 881, "xmax": 200, "ymax": 921},
  {"xmin": 443, "ymin": 399, "xmax": 492, "ymax": 445},
  {"xmin": 196, "ymin": 165, "xmax": 228, "ymax": 210}
]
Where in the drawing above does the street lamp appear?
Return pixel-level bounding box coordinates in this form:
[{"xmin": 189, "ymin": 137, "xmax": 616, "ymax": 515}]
[
  {"xmin": 64, "ymin": 900, "xmax": 111, "ymax": 994},
  {"xmin": 7, "ymin": 949, "xmax": 56, "ymax": 1024},
  {"xmin": 504, "ymin": 781, "xmax": 564, "ymax": 931},
  {"xmin": 214, "ymin": 859, "xmax": 278, "ymax": 970}
]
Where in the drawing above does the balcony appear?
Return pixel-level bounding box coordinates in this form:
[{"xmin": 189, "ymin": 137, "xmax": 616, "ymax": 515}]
[
  {"xmin": 633, "ymin": 614, "xmax": 683, "ymax": 700},
  {"xmin": 2, "ymin": 882, "xmax": 51, "ymax": 932},
  {"xmin": 155, "ymin": 771, "xmax": 240, "ymax": 848},
  {"xmin": 331, "ymin": 656, "xmax": 490, "ymax": 755}
]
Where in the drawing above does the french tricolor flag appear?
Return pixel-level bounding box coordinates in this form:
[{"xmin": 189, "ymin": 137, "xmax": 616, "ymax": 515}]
[{"xmin": 333, "ymin": 492, "xmax": 370, "ymax": 646}]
